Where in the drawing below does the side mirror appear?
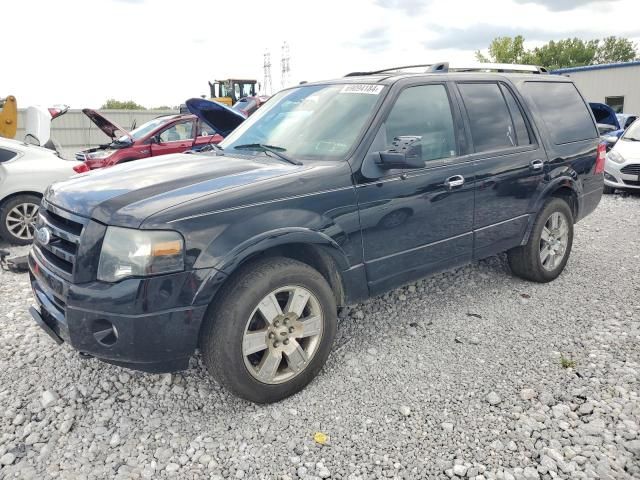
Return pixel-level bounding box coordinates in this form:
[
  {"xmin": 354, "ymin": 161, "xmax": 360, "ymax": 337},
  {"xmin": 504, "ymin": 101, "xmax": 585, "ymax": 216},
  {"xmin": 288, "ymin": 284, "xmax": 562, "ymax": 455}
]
[
  {"xmin": 603, "ymin": 135, "xmax": 618, "ymax": 145},
  {"xmin": 376, "ymin": 136, "xmax": 423, "ymax": 169},
  {"xmin": 149, "ymin": 135, "xmax": 160, "ymax": 144}
]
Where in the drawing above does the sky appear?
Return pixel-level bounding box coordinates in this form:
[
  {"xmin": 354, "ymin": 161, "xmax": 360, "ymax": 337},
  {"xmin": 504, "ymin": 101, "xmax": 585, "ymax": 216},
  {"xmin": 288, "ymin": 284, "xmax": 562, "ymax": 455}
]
[{"xmin": 2, "ymin": 0, "xmax": 639, "ymax": 109}]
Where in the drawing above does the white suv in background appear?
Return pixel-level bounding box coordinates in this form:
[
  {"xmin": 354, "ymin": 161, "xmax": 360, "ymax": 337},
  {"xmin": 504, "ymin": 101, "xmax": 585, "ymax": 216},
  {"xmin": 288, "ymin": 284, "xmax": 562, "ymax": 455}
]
[{"xmin": 604, "ymin": 119, "xmax": 640, "ymax": 194}]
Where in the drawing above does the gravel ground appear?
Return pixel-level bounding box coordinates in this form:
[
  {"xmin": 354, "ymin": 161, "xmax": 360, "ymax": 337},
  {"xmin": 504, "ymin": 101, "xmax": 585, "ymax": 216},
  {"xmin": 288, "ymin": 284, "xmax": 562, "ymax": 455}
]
[{"xmin": 1, "ymin": 193, "xmax": 639, "ymax": 480}]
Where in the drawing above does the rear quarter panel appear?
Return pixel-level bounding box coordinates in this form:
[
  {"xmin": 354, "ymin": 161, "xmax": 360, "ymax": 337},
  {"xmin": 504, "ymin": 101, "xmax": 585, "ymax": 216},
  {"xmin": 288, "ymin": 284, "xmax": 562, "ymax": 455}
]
[{"xmin": 0, "ymin": 153, "xmax": 77, "ymax": 201}]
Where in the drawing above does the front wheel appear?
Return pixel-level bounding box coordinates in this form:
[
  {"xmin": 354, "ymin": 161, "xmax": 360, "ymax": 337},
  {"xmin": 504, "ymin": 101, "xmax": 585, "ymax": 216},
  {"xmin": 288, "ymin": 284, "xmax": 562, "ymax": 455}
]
[
  {"xmin": 0, "ymin": 194, "xmax": 41, "ymax": 245},
  {"xmin": 508, "ymin": 198, "xmax": 574, "ymax": 283},
  {"xmin": 200, "ymin": 257, "xmax": 337, "ymax": 403}
]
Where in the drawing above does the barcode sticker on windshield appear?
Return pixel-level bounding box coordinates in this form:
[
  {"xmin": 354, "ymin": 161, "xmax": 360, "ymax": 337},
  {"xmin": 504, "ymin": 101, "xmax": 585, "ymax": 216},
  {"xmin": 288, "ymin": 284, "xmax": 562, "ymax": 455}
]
[{"xmin": 340, "ymin": 84, "xmax": 384, "ymax": 95}]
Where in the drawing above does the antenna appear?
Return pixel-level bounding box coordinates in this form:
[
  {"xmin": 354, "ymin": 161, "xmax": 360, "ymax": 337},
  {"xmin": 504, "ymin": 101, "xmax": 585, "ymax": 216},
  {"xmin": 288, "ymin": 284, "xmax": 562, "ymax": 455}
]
[
  {"xmin": 281, "ymin": 41, "xmax": 290, "ymax": 89},
  {"xmin": 263, "ymin": 50, "xmax": 272, "ymax": 96}
]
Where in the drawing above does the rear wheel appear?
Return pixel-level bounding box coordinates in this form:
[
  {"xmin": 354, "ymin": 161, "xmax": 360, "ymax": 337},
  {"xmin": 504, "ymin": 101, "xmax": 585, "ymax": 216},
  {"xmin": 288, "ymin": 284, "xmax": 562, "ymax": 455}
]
[
  {"xmin": 200, "ymin": 257, "xmax": 337, "ymax": 403},
  {"xmin": 0, "ymin": 194, "xmax": 41, "ymax": 245},
  {"xmin": 508, "ymin": 198, "xmax": 574, "ymax": 283}
]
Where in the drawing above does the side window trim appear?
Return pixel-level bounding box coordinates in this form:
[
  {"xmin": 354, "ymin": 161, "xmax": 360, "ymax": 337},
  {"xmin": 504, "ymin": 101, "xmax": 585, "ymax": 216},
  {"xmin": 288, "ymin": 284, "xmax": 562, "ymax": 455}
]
[
  {"xmin": 454, "ymin": 80, "xmax": 539, "ymax": 157},
  {"xmin": 498, "ymin": 82, "xmax": 537, "ymax": 147}
]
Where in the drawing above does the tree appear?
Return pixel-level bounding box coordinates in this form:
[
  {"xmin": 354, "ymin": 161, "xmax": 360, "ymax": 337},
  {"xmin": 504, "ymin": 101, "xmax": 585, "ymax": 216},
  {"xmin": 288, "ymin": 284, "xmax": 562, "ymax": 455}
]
[
  {"xmin": 475, "ymin": 35, "xmax": 531, "ymax": 64},
  {"xmin": 529, "ymin": 38, "xmax": 599, "ymax": 70},
  {"xmin": 101, "ymin": 99, "xmax": 146, "ymax": 110},
  {"xmin": 476, "ymin": 36, "xmax": 638, "ymax": 69},
  {"xmin": 594, "ymin": 36, "xmax": 637, "ymax": 64}
]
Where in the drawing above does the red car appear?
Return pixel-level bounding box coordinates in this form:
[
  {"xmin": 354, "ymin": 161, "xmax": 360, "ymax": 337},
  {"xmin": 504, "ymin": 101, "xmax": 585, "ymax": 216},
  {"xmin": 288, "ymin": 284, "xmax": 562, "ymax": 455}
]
[{"xmin": 73, "ymin": 107, "xmax": 243, "ymax": 172}]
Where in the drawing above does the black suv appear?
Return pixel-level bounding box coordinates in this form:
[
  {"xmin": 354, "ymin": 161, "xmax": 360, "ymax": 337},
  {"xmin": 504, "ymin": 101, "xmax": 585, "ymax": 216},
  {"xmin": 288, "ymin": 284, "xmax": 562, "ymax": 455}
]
[{"xmin": 28, "ymin": 63, "xmax": 604, "ymax": 403}]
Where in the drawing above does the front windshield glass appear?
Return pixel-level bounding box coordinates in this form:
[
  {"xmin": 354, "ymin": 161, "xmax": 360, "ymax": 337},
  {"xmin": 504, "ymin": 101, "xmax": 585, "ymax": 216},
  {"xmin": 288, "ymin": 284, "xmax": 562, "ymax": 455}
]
[
  {"xmin": 220, "ymin": 83, "xmax": 385, "ymax": 161},
  {"xmin": 622, "ymin": 120, "xmax": 640, "ymax": 141},
  {"xmin": 115, "ymin": 117, "xmax": 169, "ymax": 143}
]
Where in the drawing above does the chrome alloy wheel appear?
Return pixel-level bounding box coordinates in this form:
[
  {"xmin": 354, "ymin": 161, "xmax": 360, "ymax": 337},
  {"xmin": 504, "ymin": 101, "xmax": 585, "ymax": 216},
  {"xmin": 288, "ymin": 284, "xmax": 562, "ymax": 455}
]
[
  {"xmin": 5, "ymin": 202, "xmax": 39, "ymax": 241},
  {"xmin": 242, "ymin": 285, "xmax": 324, "ymax": 384},
  {"xmin": 539, "ymin": 211, "xmax": 569, "ymax": 271}
]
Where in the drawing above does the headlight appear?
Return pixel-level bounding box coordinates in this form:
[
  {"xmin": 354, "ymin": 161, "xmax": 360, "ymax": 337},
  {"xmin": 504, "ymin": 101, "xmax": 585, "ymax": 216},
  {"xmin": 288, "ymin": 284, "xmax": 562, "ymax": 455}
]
[
  {"xmin": 87, "ymin": 150, "xmax": 115, "ymax": 160},
  {"xmin": 97, "ymin": 227, "xmax": 185, "ymax": 282},
  {"xmin": 606, "ymin": 150, "xmax": 625, "ymax": 164}
]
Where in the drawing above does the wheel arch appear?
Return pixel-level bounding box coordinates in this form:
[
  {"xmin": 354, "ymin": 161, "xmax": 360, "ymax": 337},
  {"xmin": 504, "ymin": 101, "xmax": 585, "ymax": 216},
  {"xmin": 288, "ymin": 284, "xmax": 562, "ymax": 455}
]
[
  {"xmin": 0, "ymin": 191, "xmax": 43, "ymax": 208},
  {"xmin": 521, "ymin": 179, "xmax": 579, "ymax": 245},
  {"xmin": 195, "ymin": 228, "xmax": 352, "ymax": 308}
]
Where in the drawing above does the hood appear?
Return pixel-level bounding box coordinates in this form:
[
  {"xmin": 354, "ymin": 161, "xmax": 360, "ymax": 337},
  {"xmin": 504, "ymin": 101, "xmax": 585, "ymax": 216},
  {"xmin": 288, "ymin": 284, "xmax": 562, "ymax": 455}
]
[
  {"xmin": 186, "ymin": 98, "xmax": 245, "ymax": 137},
  {"xmin": 82, "ymin": 109, "xmax": 130, "ymax": 140},
  {"xmin": 45, "ymin": 153, "xmax": 302, "ymax": 227},
  {"xmin": 590, "ymin": 102, "xmax": 619, "ymax": 129},
  {"xmin": 613, "ymin": 138, "xmax": 640, "ymax": 161}
]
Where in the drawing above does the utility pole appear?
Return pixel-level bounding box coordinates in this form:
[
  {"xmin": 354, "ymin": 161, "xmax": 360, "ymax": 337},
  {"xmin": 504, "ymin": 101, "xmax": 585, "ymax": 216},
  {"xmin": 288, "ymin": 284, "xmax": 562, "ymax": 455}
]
[
  {"xmin": 263, "ymin": 50, "xmax": 272, "ymax": 96},
  {"xmin": 281, "ymin": 41, "xmax": 290, "ymax": 89}
]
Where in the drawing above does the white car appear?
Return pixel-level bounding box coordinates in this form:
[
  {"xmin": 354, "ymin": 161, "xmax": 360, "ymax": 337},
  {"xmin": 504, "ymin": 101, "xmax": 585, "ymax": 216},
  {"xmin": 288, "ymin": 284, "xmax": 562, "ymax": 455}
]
[
  {"xmin": 604, "ymin": 119, "xmax": 640, "ymax": 194},
  {"xmin": 0, "ymin": 137, "xmax": 79, "ymax": 244}
]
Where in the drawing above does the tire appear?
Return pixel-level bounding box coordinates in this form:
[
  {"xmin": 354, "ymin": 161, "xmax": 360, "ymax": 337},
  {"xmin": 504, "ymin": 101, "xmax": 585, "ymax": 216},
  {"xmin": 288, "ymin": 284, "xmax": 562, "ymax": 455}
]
[
  {"xmin": 603, "ymin": 185, "xmax": 615, "ymax": 194},
  {"xmin": 200, "ymin": 257, "xmax": 337, "ymax": 403},
  {"xmin": 507, "ymin": 198, "xmax": 574, "ymax": 283},
  {"xmin": 0, "ymin": 194, "xmax": 41, "ymax": 245}
]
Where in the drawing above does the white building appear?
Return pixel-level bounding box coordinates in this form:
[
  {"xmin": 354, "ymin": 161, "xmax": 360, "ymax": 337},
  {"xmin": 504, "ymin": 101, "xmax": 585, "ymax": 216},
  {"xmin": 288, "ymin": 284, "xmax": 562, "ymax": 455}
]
[{"xmin": 551, "ymin": 61, "xmax": 640, "ymax": 113}]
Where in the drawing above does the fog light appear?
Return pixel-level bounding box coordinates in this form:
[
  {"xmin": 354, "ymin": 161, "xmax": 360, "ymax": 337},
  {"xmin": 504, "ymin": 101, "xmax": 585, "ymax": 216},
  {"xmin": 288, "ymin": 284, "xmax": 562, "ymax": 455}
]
[
  {"xmin": 604, "ymin": 172, "xmax": 616, "ymax": 182},
  {"xmin": 92, "ymin": 319, "xmax": 118, "ymax": 347}
]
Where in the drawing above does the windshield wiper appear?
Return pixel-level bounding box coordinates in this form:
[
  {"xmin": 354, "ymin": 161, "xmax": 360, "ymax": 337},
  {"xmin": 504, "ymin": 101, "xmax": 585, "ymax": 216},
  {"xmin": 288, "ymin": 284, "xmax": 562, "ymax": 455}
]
[{"xmin": 233, "ymin": 143, "xmax": 302, "ymax": 166}]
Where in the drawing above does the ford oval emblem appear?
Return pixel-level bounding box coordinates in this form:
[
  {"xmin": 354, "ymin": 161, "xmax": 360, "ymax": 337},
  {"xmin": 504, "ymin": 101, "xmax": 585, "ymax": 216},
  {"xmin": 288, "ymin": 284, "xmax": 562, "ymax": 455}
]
[{"xmin": 37, "ymin": 227, "xmax": 51, "ymax": 245}]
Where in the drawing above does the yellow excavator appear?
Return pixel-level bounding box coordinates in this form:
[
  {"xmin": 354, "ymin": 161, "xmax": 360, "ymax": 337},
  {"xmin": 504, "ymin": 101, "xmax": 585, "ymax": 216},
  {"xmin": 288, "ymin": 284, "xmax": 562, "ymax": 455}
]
[
  {"xmin": 0, "ymin": 95, "xmax": 18, "ymax": 139},
  {"xmin": 208, "ymin": 79, "xmax": 258, "ymax": 106}
]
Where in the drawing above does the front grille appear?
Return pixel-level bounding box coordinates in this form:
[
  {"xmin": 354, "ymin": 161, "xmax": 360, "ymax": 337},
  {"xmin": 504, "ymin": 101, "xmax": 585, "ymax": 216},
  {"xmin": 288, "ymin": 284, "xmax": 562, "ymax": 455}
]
[
  {"xmin": 620, "ymin": 164, "xmax": 640, "ymax": 175},
  {"xmin": 34, "ymin": 200, "xmax": 89, "ymax": 281},
  {"xmin": 622, "ymin": 179, "xmax": 640, "ymax": 186}
]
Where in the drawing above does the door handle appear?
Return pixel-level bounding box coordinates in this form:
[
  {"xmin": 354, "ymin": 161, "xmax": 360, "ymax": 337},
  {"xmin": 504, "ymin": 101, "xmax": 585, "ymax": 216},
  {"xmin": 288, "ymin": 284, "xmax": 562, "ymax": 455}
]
[
  {"xmin": 444, "ymin": 175, "xmax": 465, "ymax": 189},
  {"xmin": 530, "ymin": 159, "xmax": 545, "ymax": 171}
]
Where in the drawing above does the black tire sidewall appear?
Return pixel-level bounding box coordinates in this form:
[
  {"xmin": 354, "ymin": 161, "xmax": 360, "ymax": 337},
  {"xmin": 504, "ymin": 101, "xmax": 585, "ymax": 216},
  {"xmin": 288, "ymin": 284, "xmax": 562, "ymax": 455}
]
[
  {"xmin": 529, "ymin": 199, "xmax": 574, "ymax": 282},
  {"xmin": 202, "ymin": 257, "xmax": 337, "ymax": 403},
  {"xmin": 0, "ymin": 194, "xmax": 41, "ymax": 245}
]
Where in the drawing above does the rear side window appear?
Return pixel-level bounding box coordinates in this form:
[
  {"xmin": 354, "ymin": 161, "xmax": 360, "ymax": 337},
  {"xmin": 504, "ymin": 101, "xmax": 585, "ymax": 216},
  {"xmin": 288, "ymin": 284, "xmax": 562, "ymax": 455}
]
[
  {"xmin": 458, "ymin": 83, "xmax": 516, "ymax": 153},
  {"xmin": 0, "ymin": 148, "xmax": 18, "ymax": 162},
  {"xmin": 500, "ymin": 84, "xmax": 531, "ymax": 146},
  {"xmin": 524, "ymin": 82, "xmax": 597, "ymax": 144}
]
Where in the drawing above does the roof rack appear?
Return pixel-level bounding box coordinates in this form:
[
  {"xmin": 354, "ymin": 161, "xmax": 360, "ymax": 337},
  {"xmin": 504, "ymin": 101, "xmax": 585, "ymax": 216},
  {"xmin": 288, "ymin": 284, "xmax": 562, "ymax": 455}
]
[{"xmin": 345, "ymin": 62, "xmax": 548, "ymax": 77}]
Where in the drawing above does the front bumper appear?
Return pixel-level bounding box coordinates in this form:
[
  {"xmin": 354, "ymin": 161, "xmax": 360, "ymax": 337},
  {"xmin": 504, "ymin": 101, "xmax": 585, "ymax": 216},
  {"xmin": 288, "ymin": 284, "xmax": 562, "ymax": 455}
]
[
  {"xmin": 604, "ymin": 160, "xmax": 640, "ymax": 190},
  {"xmin": 28, "ymin": 250, "xmax": 220, "ymax": 373}
]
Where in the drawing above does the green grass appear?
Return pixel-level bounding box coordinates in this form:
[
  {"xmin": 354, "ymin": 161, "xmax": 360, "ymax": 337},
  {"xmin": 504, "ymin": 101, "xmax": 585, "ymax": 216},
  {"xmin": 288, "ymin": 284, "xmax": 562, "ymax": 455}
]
[{"xmin": 560, "ymin": 356, "xmax": 576, "ymax": 369}]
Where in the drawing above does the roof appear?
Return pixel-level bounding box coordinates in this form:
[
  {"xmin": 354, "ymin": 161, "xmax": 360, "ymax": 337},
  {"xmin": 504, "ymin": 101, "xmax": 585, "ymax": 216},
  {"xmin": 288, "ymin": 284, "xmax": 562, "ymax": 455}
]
[{"xmin": 551, "ymin": 61, "xmax": 640, "ymax": 75}]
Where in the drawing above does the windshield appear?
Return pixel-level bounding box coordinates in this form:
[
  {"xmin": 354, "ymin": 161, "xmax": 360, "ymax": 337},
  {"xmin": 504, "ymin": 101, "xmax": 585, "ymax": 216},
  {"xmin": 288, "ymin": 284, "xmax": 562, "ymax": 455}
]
[
  {"xmin": 220, "ymin": 84, "xmax": 385, "ymax": 161},
  {"xmin": 115, "ymin": 117, "xmax": 169, "ymax": 143},
  {"xmin": 622, "ymin": 120, "xmax": 640, "ymax": 141}
]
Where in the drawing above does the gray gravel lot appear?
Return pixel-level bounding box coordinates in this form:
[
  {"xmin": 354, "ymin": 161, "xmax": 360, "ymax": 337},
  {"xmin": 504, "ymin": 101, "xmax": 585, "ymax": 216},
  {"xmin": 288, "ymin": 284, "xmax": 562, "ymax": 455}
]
[{"xmin": 1, "ymin": 194, "xmax": 639, "ymax": 480}]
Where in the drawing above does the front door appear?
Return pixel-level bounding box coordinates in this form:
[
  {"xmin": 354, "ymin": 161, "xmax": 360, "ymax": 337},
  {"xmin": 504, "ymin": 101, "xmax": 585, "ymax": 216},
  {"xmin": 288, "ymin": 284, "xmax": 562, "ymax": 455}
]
[
  {"xmin": 356, "ymin": 83, "xmax": 476, "ymax": 296},
  {"xmin": 455, "ymin": 81, "xmax": 545, "ymax": 259},
  {"xmin": 151, "ymin": 120, "xmax": 196, "ymax": 156}
]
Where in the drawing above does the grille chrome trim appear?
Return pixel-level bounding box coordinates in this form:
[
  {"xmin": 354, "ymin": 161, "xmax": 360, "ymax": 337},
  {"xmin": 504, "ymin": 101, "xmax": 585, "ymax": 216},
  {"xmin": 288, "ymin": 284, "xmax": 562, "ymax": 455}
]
[{"xmin": 33, "ymin": 200, "xmax": 89, "ymax": 282}]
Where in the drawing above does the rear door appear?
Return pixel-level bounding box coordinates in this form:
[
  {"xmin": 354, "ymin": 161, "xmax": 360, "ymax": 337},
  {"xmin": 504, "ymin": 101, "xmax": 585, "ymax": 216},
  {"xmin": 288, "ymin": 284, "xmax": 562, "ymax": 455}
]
[
  {"xmin": 455, "ymin": 81, "xmax": 546, "ymax": 259},
  {"xmin": 151, "ymin": 120, "xmax": 196, "ymax": 156}
]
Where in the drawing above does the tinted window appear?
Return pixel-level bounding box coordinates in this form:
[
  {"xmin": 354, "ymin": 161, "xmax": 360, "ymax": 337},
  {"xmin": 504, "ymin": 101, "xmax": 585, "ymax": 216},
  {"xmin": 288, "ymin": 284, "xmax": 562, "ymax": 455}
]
[
  {"xmin": 500, "ymin": 84, "xmax": 531, "ymax": 146},
  {"xmin": 459, "ymin": 83, "xmax": 515, "ymax": 152},
  {"xmin": 524, "ymin": 82, "xmax": 597, "ymax": 144},
  {"xmin": 0, "ymin": 148, "xmax": 17, "ymax": 162},
  {"xmin": 383, "ymin": 84, "xmax": 457, "ymax": 163},
  {"xmin": 159, "ymin": 121, "xmax": 195, "ymax": 142}
]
